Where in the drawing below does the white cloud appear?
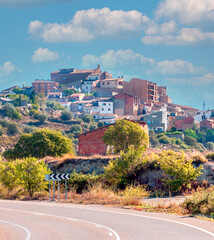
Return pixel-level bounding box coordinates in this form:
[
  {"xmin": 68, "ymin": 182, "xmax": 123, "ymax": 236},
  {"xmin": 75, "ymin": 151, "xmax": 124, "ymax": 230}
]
[
  {"xmin": 155, "ymin": 0, "xmax": 214, "ymax": 25},
  {"xmin": 149, "ymin": 59, "xmax": 205, "ymax": 75},
  {"xmin": 82, "ymin": 49, "xmax": 155, "ymax": 69},
  {"xmin": 0, "ymin": 0, "xmax": 73, "ymax": 7},
  {"xmin": 142, "ymin": 27, "xmax": 214, "ymax": 45},
  {"xmin": 83, "ymin": 49, "xmax": 205, "ymax": 77},
  {"xmin": 0, "ymin": 62, "xmax": 19, "ymax": 78},
  {"xmin": 32, "ymin": 47, "xmax": 59, "ymax": 63},
  {"xmin": 167, "ymin": 73, "xmax": 214, "ymax": 86},
  {"xmin": 29, "ymin": 8, "xmax": 153, "ymax": 42}
]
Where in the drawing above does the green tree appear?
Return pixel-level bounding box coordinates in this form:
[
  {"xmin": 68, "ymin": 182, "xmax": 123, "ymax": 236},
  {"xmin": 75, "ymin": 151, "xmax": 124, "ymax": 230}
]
[
  {"xmin": 103, "ymin": 146, "xmax": 148, "ymax": 189},
  {"xmin": 7, "ymin": 122, "xmax": 19, "ymax": 135},
  {"xmin": 206, "ymin": 129, "xmax": 214, "ymax": 143},
  {"xmin": 16, "ymin": 157, "xmax": 50, "ymax": 197},
  {"xmin": 3, "ymin": 129, "xmax": 75, "ymax": 159},
  {"xmin": 184, "ymin": 129, "xmax": 198, "ymax": 139},
  {"xmin": 157, "ymin": 150, "xmax": 202, "ymax": 195},
  {"xmin": 89, "ymin": 122, "xmax": 97, "ymax": 131},
  {"xmin": 82, "ymin": 114, "xmax": 94, "ymax": 124},
  {"xmin": 102, "ymin": 119, "xmax": 149, "ymax": 154},
  {"xmin": 184, "ymin": 135, "xmax": 198, "ymax": 147},
  {"xmin": 37, "ymin": 113, "xmax": 48, "ymax": 123},
  {"xmin": 98, "ymin": 122, "xmax": 104, "ymax": 128},
  {"xmin": 60, "ymin": 110, "xmax": 72, "ymax": 121},
  {"xmin": 3, "ymin": 103, "xmax": 21, "ymax": 120},
  {"xmin": 149, "ymin": 130, "xmax": 159, "ymax": 147}
]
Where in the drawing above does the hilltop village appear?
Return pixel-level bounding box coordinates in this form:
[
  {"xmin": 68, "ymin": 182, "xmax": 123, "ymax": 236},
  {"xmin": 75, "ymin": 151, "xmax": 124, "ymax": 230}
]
[{"xmin": 0, "ymin": 65, "xmax": 214, "ymax": 154}]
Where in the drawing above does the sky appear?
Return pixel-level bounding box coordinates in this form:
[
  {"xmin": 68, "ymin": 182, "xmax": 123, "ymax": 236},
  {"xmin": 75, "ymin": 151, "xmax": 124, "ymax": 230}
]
[{"xmin": 0, "ymin": 0, "xmax": 214, "ymax": 110}]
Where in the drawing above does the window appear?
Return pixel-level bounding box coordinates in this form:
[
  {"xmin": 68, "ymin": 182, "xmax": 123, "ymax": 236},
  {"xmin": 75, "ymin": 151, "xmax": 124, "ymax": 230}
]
[
  {"xmin": 107, "ymin": 82, "xmax": 110, "ymax": 85},
  {"xmin": 108, "ymin": 109, "xmax": 111, "ymax": 111},
  {"xmin": 102, "ymin": 82, "xmax": 105, "ymax": 85},
  {"xmin": 102, "ymin": 103, "xmax": 106, "ymax": 106},
  {"xmin": 102, "ymin": 108, "xmax": 104, "ymax": 111}
]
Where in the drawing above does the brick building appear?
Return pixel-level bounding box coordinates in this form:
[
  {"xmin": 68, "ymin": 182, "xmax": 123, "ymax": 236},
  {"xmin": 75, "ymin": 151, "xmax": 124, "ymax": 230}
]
[
  {"xmin": 32, "ymin": 79, "xmax": 58, "ymax": 95},
  {"xmin": 123, "ymin": 78, "xmax": 158, "ymax": 103},
  {"xmin": 200, "ymin": 119, "xmax": 214, "ymax": 130},
  {"xmin": 112, "ymin": 92, "xmax": 140, "ymax": 115},
  {"xmin": 78, "ymin": 121, "xmax": 148, "ymax": 156},
  {"xmin": 157, "ymin": 86, "xmax": 172, "ymax": 104},
  {"xmin": 174, "ymin": 116, "xmax": 194, "ymax": 131}
]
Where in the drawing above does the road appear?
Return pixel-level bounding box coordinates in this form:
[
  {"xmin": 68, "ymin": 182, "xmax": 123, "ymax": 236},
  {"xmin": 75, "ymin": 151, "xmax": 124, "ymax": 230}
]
[{"xmin": 0, "ymin": 200, "xmax": 213, "ymax": 240}]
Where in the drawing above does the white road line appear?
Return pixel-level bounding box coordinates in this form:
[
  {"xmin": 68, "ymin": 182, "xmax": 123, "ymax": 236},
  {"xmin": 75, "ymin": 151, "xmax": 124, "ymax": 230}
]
[
  {"xmin": 1, "ymin": 200, "xmax": 214, "ymax": 238},
  {"xmin": 0, "ymin": 219, "xmax": 31, "ymax": 240},
  {"xmin": 0, "ymin": 207, "xmax": 120, "ymax": 240}
]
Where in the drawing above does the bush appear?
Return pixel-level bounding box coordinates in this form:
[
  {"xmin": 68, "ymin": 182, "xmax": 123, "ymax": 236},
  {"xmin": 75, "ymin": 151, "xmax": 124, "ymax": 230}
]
[
  {"xmin": 82, "ymin": 114, "xmax": 94, "ymax": 124},
  {"xmin": 191, "ymin": 155, "xmax": 207, "ymax": 164},
  {"xmin": 89, "ymin": 123, "xmax": 97, "ymax": 131},
  {"xmin": 60, "ymin": 111, "xmax": 72, "ymax": 121},
  {"xmin": 183, "ymin": 186, "xmax": 214, "ymax": 217},
  {"xmin": 0, "ymin": 157, "xmax": 50, "ymax": 198},
  {"xmin": 68, "ymin": 171, "xmax": 99, "ymax": 194},
  {"xmin": 0, "ymin": 119, "xmax": 9, "ymax": 128},
  {"xmin": 3, "ymin": 103, "xmax": 21, "ymax": 120},
  {"xmin": 103, "ymin": 146, "xmax": 148, "ymax": 189},
  {"xmin": 7, "ymin": 122, "xmax": 19, "ymax": 135},
  {"xmin": 70, "ymin": 124, "xmax": 82, "ymax": 134},
  {"xmin": 184, "ymin": 135, "xmax": 198, "ymax": 148},
  {"xmin": 158, "ymin": 135, "xmax": 171, "ymax": 144},
  {"xmin": 46, "ymin": 101, "xmax": 65, "ymax": 111},
  {"xmin": 37, "ymin": 113, "xmax": 47, "ymax": 123},
  {"xmin": 206, "ymin": 142, "xmax": 214, "ymax": 151},
  {"xmin": 206, "ymin": 153, "xmax": 214, "ymax": 161},
  {"xmin": 149, "ymin": 130, "xmax": 159, "ymax": 147},
  {"xmin": 3, "ymin": 128, "xmax": 75, "ymax": 159},
  {"xmin": 98, "ymin": 122, "xmax": 104, "ymax": 128},
  {"xmin": 121, "ymin": 185, "xmax": 150, "ymax": 199},
  {"xmin": 157, "ymin": 150, "xmax": 202, "ymax": 194},
  {"xmin": 23, "ymin": 126, "xmax": 34, "ymax": 134}
]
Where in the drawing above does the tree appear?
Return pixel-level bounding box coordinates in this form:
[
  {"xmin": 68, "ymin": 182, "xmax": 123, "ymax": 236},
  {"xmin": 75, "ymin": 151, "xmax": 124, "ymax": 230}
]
[
  {"xmin": 149, "ymin": 130, "xmax": 159, "ymax": 147},
  {"xmin": 98, "ymin": 122, "xmax": 104, "ymax": 128},
  {"xmin": 17, "ymin": 157, "xmax": 50, "ymax": 198},
  {"xmin": 103, "ymin": 146, "xmax": 148, "ymax": 189},
  {"xmin": 184, "ymin": 129, "xmax": 198, "ymax": 139},
  {"xmin": 184, "ymin": 135, "xmax": 198, "ymax": 147},
  {"xmin": 3, "ymin": 103, "xmax": 21, "ymax": 120},
  {"xmin": 7, "ymin": 122, "xmax": 19, "ymax": 135},
  {"xmin": 3, "ymin": 128, "xmax": 75, "ymax": 159},
  {"xmin": 157, "ymin": 151, "xmax": 202, "ymax": 195},
  {"xmin": 102, "ymin": 120, "xmax": 149, "ymax": 154},
  {"xmin": 37, "ymin": 113, "xmax": 48, "ymax": 123},
  {"xmin": 82, "ymin": 114, "xmax": 94, "ymax": 124},
  {"xmin": 89, "ymin": 123, "xmax": 97, "ymax": 131},
  {"xmin": 60, "ymin": 110, "xmax": 72, "ymax": 121}
]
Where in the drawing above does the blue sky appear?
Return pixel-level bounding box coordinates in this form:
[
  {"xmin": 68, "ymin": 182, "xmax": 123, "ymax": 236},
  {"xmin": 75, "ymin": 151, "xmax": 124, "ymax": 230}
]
[{"xmin": 0, "ymin": 0, "xmax": 214, "ymax": 110}]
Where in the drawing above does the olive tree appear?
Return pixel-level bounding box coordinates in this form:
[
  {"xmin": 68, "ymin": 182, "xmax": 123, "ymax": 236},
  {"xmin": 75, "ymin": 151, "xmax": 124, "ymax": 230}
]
[{"xmin": 102, "ymin": 119, "xmax": 149, "ymax": 154}]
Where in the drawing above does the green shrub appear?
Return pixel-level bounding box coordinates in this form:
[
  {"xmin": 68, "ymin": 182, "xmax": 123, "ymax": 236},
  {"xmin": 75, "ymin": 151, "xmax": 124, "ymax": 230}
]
[
  {"xmin": 7, "ymin": 122, "xmax": 19, "ymax": 135},
  {"xmin": 206, "ymin": 142, "xmax": 214, "ymax": 151},
  {"xmin": 68, "ymin": 171, "xmax": 99, "ymax": 193},
  {"xmin": 70, "ymin": 124, "xmax": 82, "ymax": 134},
  {"xmin": 37, "ymin": 113, "xmax": 47, "ymax": 123},
  {"xmin": 191, "ymin": 155, "xmax": 207, "ymax": 164},
  {"xmin": 206, "ymin": 153, "xmax": 214, "ymax": 161},
  {"xmin": 157, "ymin": 150, "xmax": 202, "ymax": 194},
  {"xmin": 23, "ymin": 126, "xmax": 34, "ymax": 133},
  {"xmin": 158, "ymin": 135, "xmax": 171, "ymax": 144},
  {"xmin": 89, "ymin": 123, "xmax": 97, "ymax": 131},
  {"xmin": 0, "ymin": 119, "xmax": 9, "ymax": 128},
  {"xmin": 60, "ymin": 111, "xmax": 72, "ymax": 121},
  {"xmin": 3, "ymin": 103, "xmax": 21, "ymax": 120},
  {"xmin": 183, "ymin": 186, "xmax": 214, "ymax": 217},
  {"xmin": 149, "ymin": 130, "xmax": 159, "ymax": 147},
  {"xmin": 98, "ymin": 122, "xmax": 104, "ymax": 128},
  {"xmin": 184, "ymin": 135, "xmax": 198, "ymax": 148},
  {"xmin": 82, "ymin": 114, "xmax": 94, "ymax": 124}
]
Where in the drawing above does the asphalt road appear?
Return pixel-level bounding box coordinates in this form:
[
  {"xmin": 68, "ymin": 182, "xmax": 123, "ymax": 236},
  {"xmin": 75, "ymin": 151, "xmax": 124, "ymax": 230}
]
[{"xmin": 0, "ymin": 200, "xmax": 213, "ymax": 240}]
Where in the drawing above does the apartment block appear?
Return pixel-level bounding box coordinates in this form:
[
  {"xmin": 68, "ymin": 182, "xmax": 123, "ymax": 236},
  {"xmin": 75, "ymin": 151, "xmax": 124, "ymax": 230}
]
[
  {"xmin": 123, "ymin": 78, "xmax": 158, "ymax": 103},
  {"xmin": 32, "ymin": 79, "xmax": 58, "ymax": 95}
]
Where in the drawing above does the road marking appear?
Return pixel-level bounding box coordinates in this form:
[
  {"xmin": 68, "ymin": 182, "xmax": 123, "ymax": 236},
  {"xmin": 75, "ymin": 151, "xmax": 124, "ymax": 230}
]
[
  {"xmin": 0, "ymin": 207, "xmax": 120, "ymax": 240},
  {"xmin": 1, "ymin": 200, "xmax": 214, "ymax": 238},
  {"xmin": 0, "ymin": 219, "xmax": 31, "ymax": 240}
]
